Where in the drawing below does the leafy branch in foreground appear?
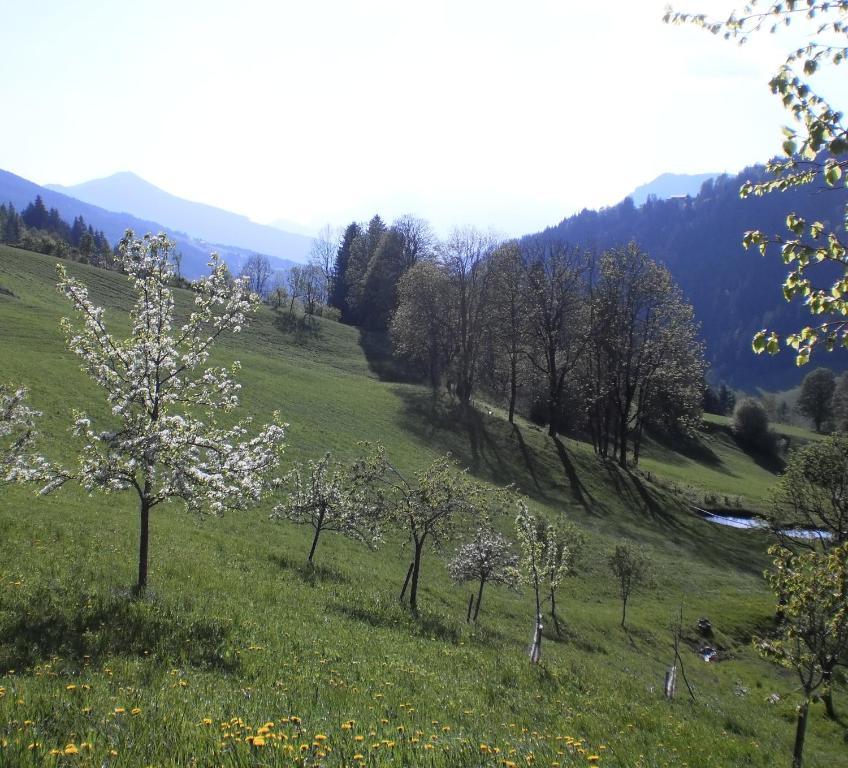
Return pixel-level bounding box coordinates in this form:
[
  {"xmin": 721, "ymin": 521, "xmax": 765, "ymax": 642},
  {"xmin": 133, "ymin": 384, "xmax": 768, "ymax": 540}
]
[
  {"xmin": 666, "ymin": 1, "xmax": 848, "ymax": 365},
  {"xmin": 755, "ymin": 543, "xmax": 848, "ymax": 767},
  {"xmin": 47, "ymin": 231, "xmax": 287, "ymax": 591}
]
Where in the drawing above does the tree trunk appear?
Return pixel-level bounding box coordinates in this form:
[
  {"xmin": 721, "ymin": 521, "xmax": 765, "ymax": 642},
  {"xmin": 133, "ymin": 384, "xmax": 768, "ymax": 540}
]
[
  {"xmin": 621, "ymin": 595, "xmax": 628, "ymax": 629},
  {"xmin": 399, "ymin": 561, "xmax": 414, "ymax": 602},
  {"xmin": 307, "ymin": 509, "xmax": 325, "ymax": 564},
  {"xmin": 550, "ymin": 587, "xmax": 561, "ymax": 637},
  {"xmin": 307, "ymin": 525, "xmax": 321, "ymax": 564},
  {"xmin": 792, "ymin": 697, "xmax": 810, "ymax": 768},
  {"xmin": 618, "ymin": 412, "xmax": 629, "ymax": 468},
  {"xmin": 409, "ymin": 542, "xmax": 424, "ymax": 614},
  {"xmin": 529, "ymin": 576, "xmax": 543, "ymax": 662},
  {"xmin": 137, "ymin": 498, "xmax": 150, "ymax": 592},
  {"xmin": 508, "ymin": 357, "xmax": 517, "ymax": 423},
  {"xmin": 466, "ymin": 593, "xmax": 475, "ymax": 623},
  {"xmin": 822, "ymin": 666, "xmax": 836, "ymax": 719},
  {"xmin": 473, "ymin": 577, "xmax": 485, "ymax": 622}
]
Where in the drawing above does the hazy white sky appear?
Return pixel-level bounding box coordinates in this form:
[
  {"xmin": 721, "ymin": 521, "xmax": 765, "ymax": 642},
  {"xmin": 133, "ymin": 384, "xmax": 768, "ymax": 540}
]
[{"xmin": 0, "ymin": 1, "xmax": 833, "ymax": 236}]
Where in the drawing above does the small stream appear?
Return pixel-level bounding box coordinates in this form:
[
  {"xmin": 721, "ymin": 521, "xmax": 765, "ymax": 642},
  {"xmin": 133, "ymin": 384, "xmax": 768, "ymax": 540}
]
[{"xmin": 691, "ymin": 507, "xmax": 832, "ymax": 540}]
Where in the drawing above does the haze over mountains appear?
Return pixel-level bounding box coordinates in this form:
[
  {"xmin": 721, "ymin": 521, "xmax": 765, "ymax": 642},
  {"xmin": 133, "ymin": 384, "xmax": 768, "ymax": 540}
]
[
  {"xmin": 4, "ymin": 161, "xmax": 844, "ymax": 390},
  {"xmin": 47, "ymin": 172, "xmax": 313, "ymax": 265},
  {"xmin": 627, "ymin": 172, "xmax": 720, "ymax": 206}
]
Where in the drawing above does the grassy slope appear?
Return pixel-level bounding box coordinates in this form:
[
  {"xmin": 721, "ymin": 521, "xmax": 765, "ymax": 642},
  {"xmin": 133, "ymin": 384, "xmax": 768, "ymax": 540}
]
[{"xmin": 0, "ymin": 245, "xmax": 844, "ymax": 767}]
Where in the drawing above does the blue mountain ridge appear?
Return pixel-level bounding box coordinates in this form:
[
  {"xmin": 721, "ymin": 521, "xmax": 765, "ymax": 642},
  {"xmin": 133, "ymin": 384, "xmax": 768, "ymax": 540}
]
[{"xmin": 0, "ymin": 169, "xmax": 298, "ymax": 279}]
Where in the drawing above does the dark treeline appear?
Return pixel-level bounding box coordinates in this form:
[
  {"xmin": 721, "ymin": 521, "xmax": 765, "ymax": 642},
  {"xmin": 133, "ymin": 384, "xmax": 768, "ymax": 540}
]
[
  {"xmin": 329, "ymin": 218, "xmax": 704, "ymax": 467},
  {"xmin": 1, "ymin": 195, "xmax": 113, "ymax": 267}
]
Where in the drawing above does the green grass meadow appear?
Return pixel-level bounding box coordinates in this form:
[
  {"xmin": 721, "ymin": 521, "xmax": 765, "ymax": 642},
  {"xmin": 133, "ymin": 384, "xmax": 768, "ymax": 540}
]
[{"xmin": 0, "ymin": 245, "xmax": 845, "ymax": 767}]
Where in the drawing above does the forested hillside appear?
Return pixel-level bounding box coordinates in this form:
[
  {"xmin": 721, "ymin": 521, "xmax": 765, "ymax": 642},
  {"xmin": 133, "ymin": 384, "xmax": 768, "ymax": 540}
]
[{"xmin": 535, "ymin": 165, "xmax": 848, "ymax": 390}]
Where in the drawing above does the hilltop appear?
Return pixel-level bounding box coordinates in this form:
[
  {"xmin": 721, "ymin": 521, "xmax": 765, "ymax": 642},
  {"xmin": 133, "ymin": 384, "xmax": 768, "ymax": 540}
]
[{"xmin": 0, "ymin": 244, "xmax": 844, "ymax": 767}]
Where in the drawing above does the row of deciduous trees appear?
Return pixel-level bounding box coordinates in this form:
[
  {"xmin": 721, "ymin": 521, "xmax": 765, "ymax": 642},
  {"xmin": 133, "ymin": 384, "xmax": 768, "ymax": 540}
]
[{"xmin": 387, "ymin": 235, "xmax": 705, "ymax": 466}]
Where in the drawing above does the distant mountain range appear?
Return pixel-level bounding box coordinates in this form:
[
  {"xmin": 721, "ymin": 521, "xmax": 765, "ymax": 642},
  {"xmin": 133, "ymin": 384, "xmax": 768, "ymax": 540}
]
[
  {"xmin": 0, "ymin": 169, "xmax": 307, "ymax": 279},
  {"xmin": 627, "ymin": 172, "xmax": 720, "ymax": 206},
  {"xmin": 47, "ymin": 172, "xmax": 313, "ymax": 265}
]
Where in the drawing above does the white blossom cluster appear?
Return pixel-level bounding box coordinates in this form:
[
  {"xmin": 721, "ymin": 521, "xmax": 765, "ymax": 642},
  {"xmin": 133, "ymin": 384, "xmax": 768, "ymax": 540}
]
[
  {"xmin": 271, "ymin": 452, "xmax": 382, "ymax": 547},
  {"xmin": 513, "ymin": 500, "xmax": 577, "ymax": 595},
  {"xmin": 50, "ymin": 231, "xmax": 287, "ymax": 513},
  {"xmin": 1, "ymin": 384, "xmax": 49, "ymax": 484},
  {"xmin": 448, "ymin": 526, "xmax": 518, "ymax": 588}
]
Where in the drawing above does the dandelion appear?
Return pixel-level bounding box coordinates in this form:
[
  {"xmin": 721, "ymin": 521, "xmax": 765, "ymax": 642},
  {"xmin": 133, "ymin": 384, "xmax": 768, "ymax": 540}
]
[
  {"xmin": 63, "ymin": 744, "xmax": 78, "ymax": 755},
  {"xmin": 355, "ymin": 735, "xmax": 365, "ymax": 742},
  {"xmin": 114, "ymin": 707, "xmax": 125, "ymax": 715},
  {"xmin": 353, "ymin": 754, "xmax": 364, "ymax": 760},
  {"xmin": 131, "ymin": 707, "xmax": 141, "ymax": 715}
]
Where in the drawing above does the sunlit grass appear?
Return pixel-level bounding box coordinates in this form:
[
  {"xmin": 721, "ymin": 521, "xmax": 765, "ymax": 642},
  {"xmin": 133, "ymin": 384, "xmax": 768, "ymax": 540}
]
[{"xmin": 0, "ymin": 245, "xmax": 844, "ymax": 766}]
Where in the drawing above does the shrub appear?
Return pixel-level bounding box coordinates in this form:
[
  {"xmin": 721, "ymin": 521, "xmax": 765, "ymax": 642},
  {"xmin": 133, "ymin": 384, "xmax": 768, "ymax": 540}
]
[{"xmin": 733, "ymin": 397, "xmax": 775, "ymax": 453}]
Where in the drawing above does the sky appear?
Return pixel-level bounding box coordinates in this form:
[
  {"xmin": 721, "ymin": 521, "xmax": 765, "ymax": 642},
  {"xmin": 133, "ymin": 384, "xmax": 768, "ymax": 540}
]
[{"xmin": 0, "ymin": 0, "xmax": 838, "ymax": 237}]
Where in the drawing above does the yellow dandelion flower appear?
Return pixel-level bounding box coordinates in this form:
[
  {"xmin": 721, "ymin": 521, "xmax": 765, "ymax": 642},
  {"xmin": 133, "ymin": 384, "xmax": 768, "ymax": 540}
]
[
  {"xmin": 249, "ymin": 736, "xmax": 266, "ymax": 747},
  {"xmin": 63, "ymin": 744, "xmax": 78, "ymax": 755},
  {"xmin": 355, "ymin": 735, "xmax": 364, "ymax": 742},
  {"xmin": 202, "ymin": 718, "xmax": 213, "ymax": 726},
  {"xmin": 341, "ymin": 723, "xmax": 352, "ymax": 731},
  {"xmin": 587, "ymin": 756, "xmax": 600, "ymax": 763},
  {"xmin": 131, "ymin": 707, "xmax": 141, "ymax": 716},
  {"xmin": 66, "ymin": 684, "xmax": 77, "ymax": 691},
  {"xmin": 424, "ymin": 744, "xmax": 434, "ymax": 750},
  {"xmin": 290, "ymin": 716, "xmax": 301, "ymax": 724},
  {"xmin": 381, "ymin": 718, "xmax": 389, "ymax": 725},
  {"xmin": 354, "ymin": 754, "xmax": 364, "ymax": 760},
  {"xmin": 314, "ymin": 734, "xmax": 327, "ymax": 742},
  {"xmin": 109, "ymin": 750, "xmax": 118, "ymax": 757},
  {"xmin": 114, "ymin": 707, "xmax": 125, "ymax": 715}
]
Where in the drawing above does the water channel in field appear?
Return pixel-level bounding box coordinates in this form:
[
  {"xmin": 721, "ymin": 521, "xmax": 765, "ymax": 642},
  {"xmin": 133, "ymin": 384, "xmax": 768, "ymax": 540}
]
[{"xmin": 691, "ymin": 507, "xmax": 832, "ymax": 540}]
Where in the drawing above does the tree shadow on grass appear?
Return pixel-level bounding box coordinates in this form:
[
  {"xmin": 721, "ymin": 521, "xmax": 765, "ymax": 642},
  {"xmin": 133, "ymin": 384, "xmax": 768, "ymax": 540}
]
[
  {"xmin": 0, "ymin": 585, "xmax": 239, "ymax": 672},
  {"xmin": 357, "ymin": 328, "xmax": 423, "ymax": 383},
  {"xmin": 332, "ymin": 593, "xmax": 503, "ymax": 648},
  {"xmin": 649, "ymin": 425, "xmax": 725, "ymax": 468},
  {"xmin": 552, "ymin": 436, "xmax": 597, "ymax": 515},
  {"xmin": 273, "ymin": 310, "xmax": 322, "ymax": 346},
  {"xmin": 394, "ymin": 390, "xmax": 512, "ymax": 481},
  {"xmin": 269, "ymin": 553, "xmax": 350, "ymax": 585}
]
